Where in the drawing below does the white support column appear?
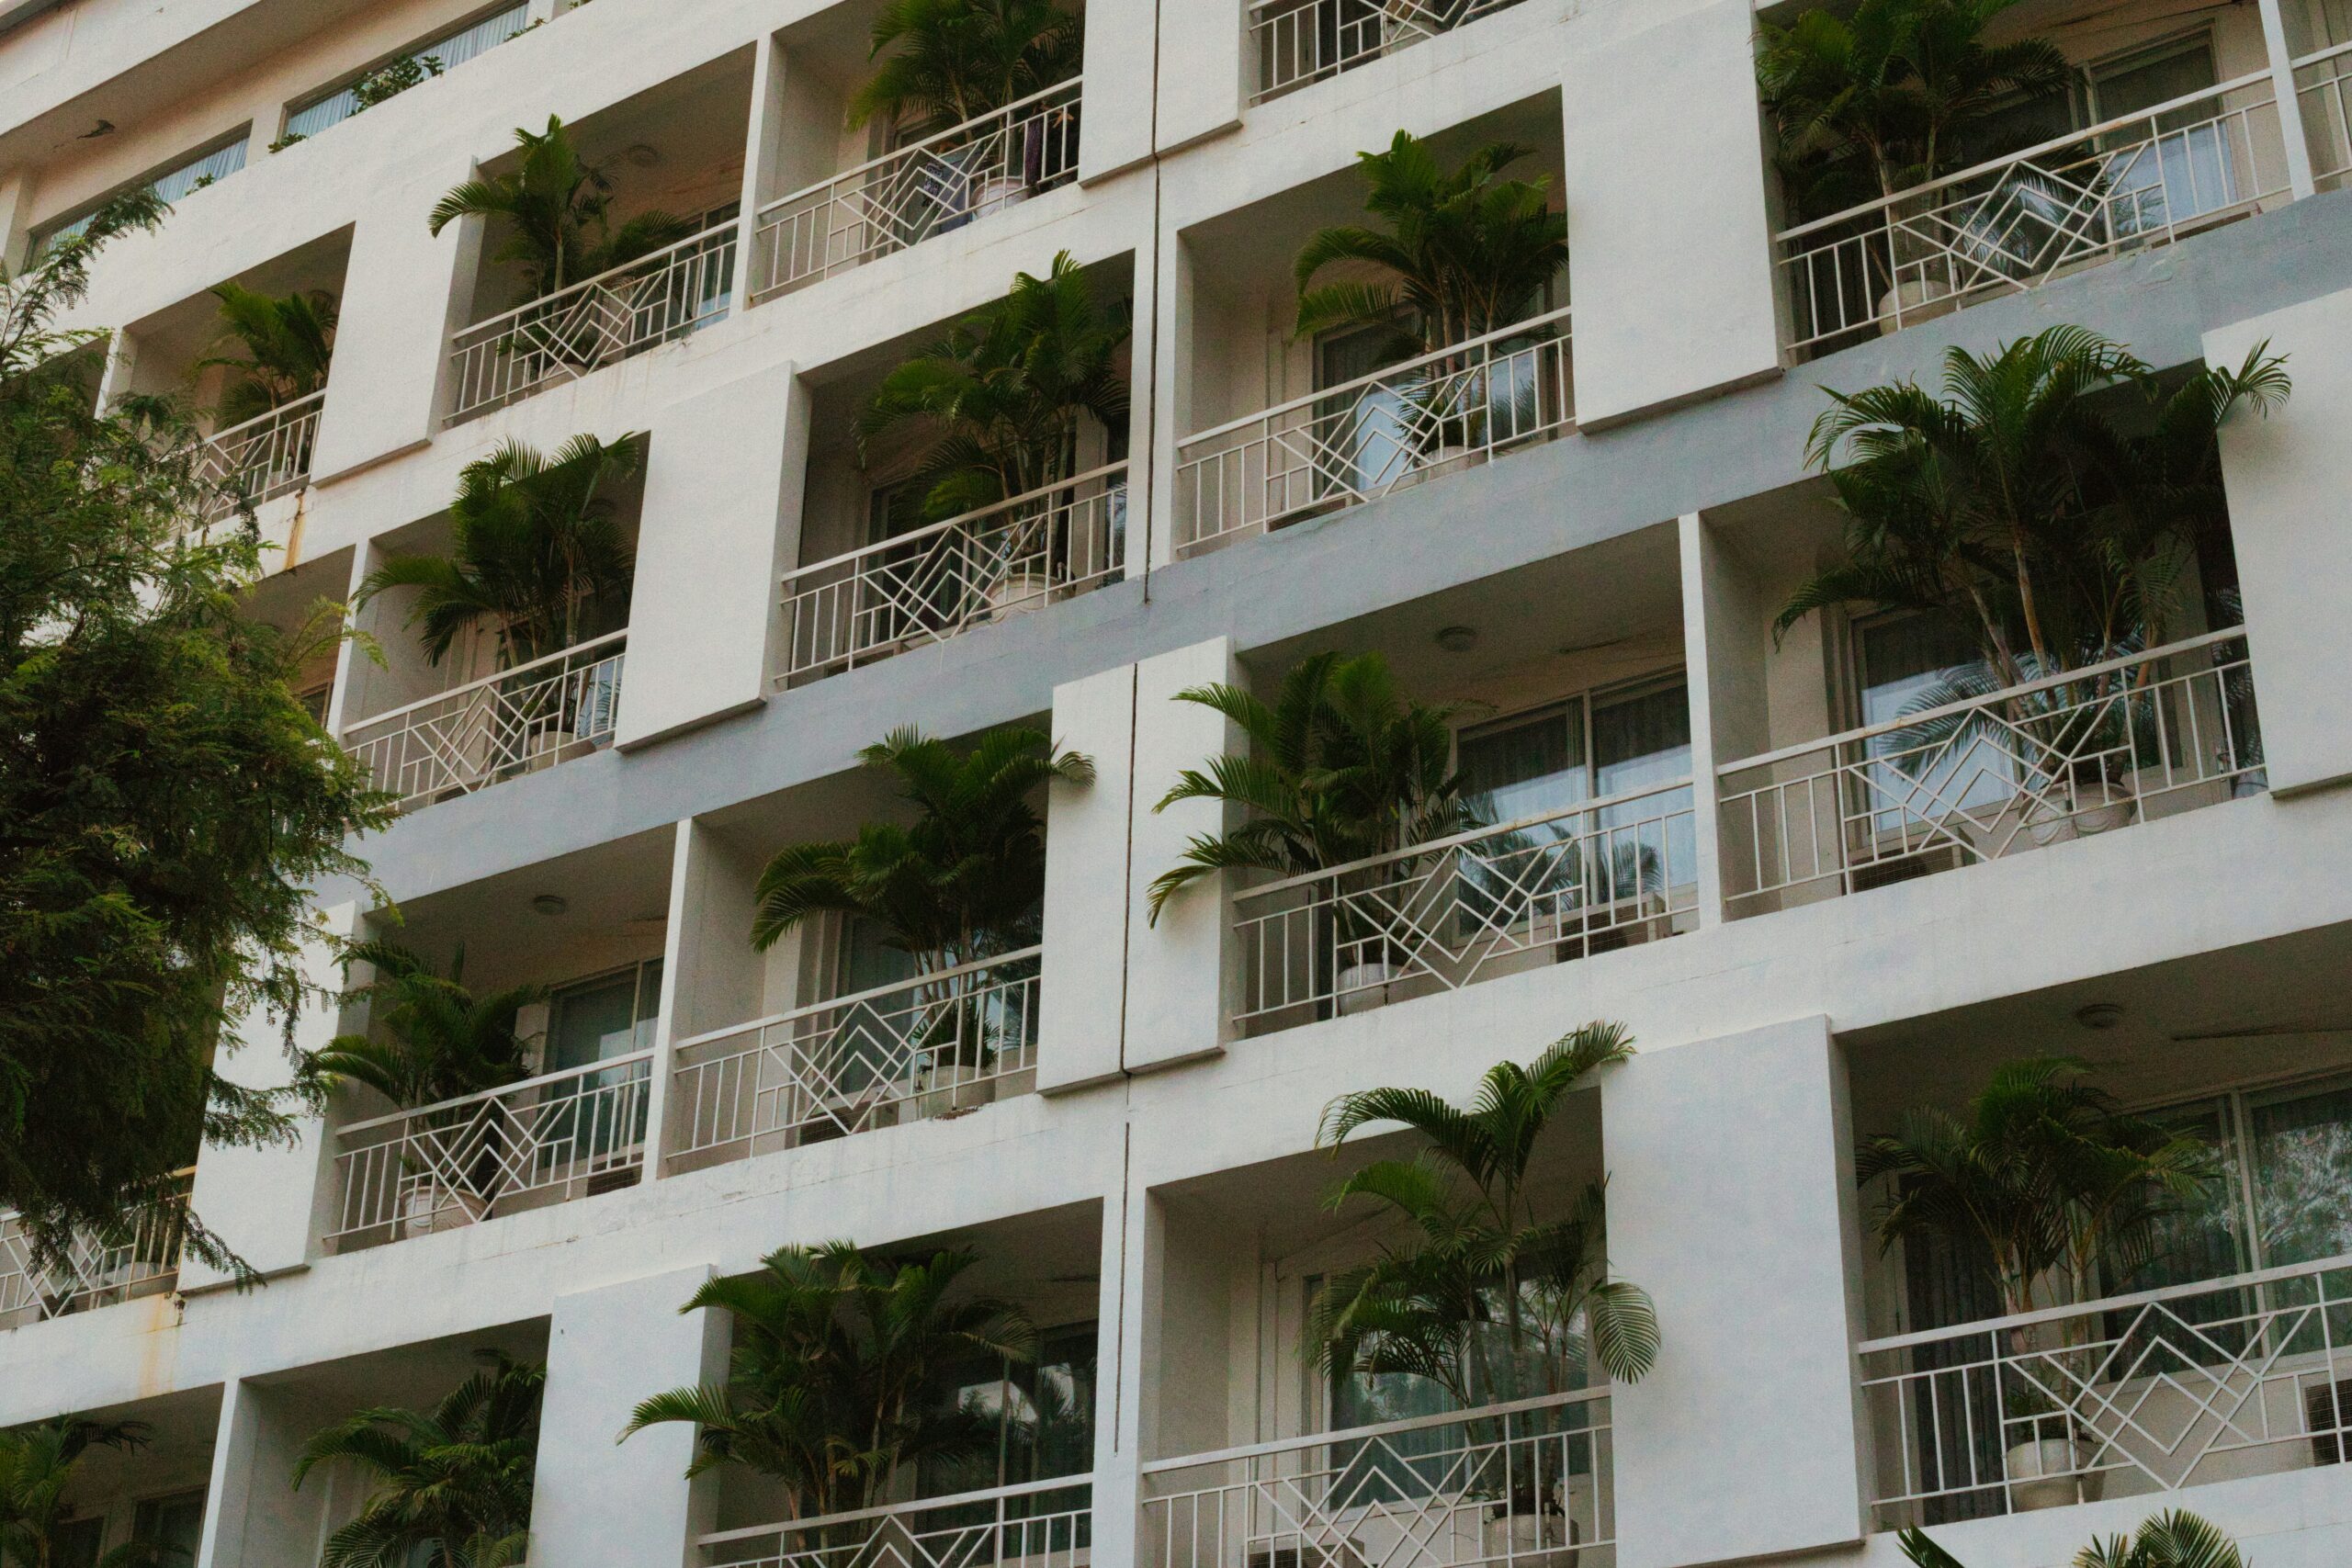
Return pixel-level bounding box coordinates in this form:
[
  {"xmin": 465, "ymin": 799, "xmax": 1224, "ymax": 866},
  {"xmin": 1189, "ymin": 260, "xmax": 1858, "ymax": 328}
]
[
  {"xmin": 0, "ymin": 169, "xmax": 32, "ymax": 274},
  {"xmin": 93, "ymin": 325, "xmax": 139, "ymax": 411},
  {"xmin": 1078, "ymin": 0, "xmax": 1155, "ymax": 182},
  {"xmin": 647, "ymin": 816, "xmax": 771, "ymax": 1170},
  {"xmin": 531, "ymin": 1265, "xmax": 729, "ymax": 1568},
  {"xmin": 1145, "ymin": 237, "xmax": 1192, "ymax": 570},
  {"xmin": 2259, "ymin": 0, "xmax": 2321, "ymax": 200},
  {"xmin": 1677, "ymin": 511, "xmax": 1770, "ymax": 929},
  {"xmin": 1156, "ymin": 0, "xmax": 1245, "ymax": 152},
  {"xmin": 1040, "ymin": 663, "xmax": 1136, "ymax": 1094},
  {"xmin": 195, "ymin": 1379, "xmax": 321, "ymax": 1568},
  {"xmin": 731, "ymin": 28, "xmax": 786, "ymax": 317}
]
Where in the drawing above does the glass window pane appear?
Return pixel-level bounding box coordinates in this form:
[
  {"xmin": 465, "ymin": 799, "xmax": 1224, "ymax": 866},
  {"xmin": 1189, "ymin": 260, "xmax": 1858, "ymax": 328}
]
[
  {"xmin": 131, "ymin": 1491, "xmax": 205, "ymax": 1568},
  {"xmin": 2111, "ymin": 1102, "xmax": 2245, "ymax": 1294},
  {"xmin": 2249, "ymin": 1081, "xmax": 2352, "ymax": 1268},
  {"xmin": 1459, "ymin": 705, "xmax": 1588, "ymax": 825},
  {"xmin": 1592, "ymin": 682, "xmax": 1690, "ymax": 798},
  {"xmin": 51, "ymin": 1517, "xmax": 104, "ymax": 1568},
  {"xmin": 548, "ymin": 973, "xmax": 641, "ymax": 1071}
]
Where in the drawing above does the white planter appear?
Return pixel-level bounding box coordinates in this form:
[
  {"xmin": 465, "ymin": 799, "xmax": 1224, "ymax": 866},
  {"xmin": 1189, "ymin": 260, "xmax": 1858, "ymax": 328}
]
[
  {"xmin": 1877, "ymin": 276, "xmax": 1957, "ymax": 333},
  {"xmin": 2006, "ymin": 1438, "xmax": 2100, "ymax": 1511},
  {"xmin": 2025, "ymin": 777, "xmax": 2133, "ymax": 847},
  {"xmin": 525, "ymin": 726, "xmax": 576, "ymax": 773},
  {"xmin": 1336, "ymin": 960, "xmax": 1399, "ymax": 1015},
  {"xmin": 401, "ymin": 1182, "xmax": 488, "ymax": 1239},
  {"xmin": 919, "ymin": 1072, "xmax": 998, "ymax": 1121},
  {"xmin": 1479, "ymin": 1512, "xmax": 1577, "ymax": 1568},
  {"xmin": 970, "ymin": 175, "xmax": 1029, "ymax": 219},
  {"xmin": 985, "ymin": 570, "xmax": 1053, "ymax": 620}
]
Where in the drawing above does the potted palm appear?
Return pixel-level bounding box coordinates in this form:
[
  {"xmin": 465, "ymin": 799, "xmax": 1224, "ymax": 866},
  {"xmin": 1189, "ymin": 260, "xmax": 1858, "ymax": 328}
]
[
  {"xmin": 857, "ymin": 253, "xmax": 1126, "ymax": 621},
  {"xmin": 1859, "ymin": 1057, "xmax": 2218, "ymax": 1511},
  {"xmin": 198, "ymin": 284, "xmax": 335, "ymax": 425},
  {"xmin": 312, "ymin": 942, "xmax": 546, "ymax": 1236},
  {"xmin": 1311, "ymin": 1027, "xmax": 1658, "ymax": 1567},
  {"xmin": 751, "ymin": 726, "xmax": 1091, "ymax": 1119},
  {"xmin": 1148, "ymin": 649, "xmax": 1473, "ymax": 1014},
  {"xmin": 1897, "ymin": 1507, "xmax": 2244, "ymax": 1568},
  {"xmin": 0, "ymin": 1419, "xmax": 167, "ymax": 1568}
]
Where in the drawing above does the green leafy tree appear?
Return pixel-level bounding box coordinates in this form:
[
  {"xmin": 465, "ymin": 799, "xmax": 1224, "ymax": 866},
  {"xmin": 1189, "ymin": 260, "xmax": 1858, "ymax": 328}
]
[
  {"xmin": 1309, "ymin": 1024, "xmax": 1659, "ymax": 1407},
  {"xmin": 620, "ymin": 1243, "xmax": 1036, "ymax": 1522},
  {"xmin": 292, "ymin": 1352, "xmax": 544, "ymax": 1568},
  {"xmin": 311, "ymin": 942, "xmax": 544, "ymax": 1111},
  {"xmin": 0, "ymin": 193, "xmax": 387, "ymax": 1263},
  {"xmin": 427, "ymin": 117, "xmax": 695, "ymax": 299},
  {"xmin": 198, "ymin": 284, "xmax": 336, "ymax": 429},
  {"xmin": 846, "ymin": 0, "xmax": 1082, "ymax": 140},
  {"xmin": 0, "ymin": 1419, "xmax": 155, "ymax": 1568},
  {"xmin": 1900, "ymin": 1506, "xmax": 2244, "ymax": 1568},
  {"xmin": 356, "ymin": 433, "xmax": 642, "ymax": 670},
  {"xmin": 858, "ymin": 252, "xmax": 1128, "ymax": 522},
  {"xmin": 1147, "ymin": 649, "xmax": 1473, "ymax": 921}
]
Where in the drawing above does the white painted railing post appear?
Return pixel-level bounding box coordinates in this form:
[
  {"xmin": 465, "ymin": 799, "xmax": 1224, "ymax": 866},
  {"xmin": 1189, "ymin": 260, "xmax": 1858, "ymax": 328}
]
[{"xmin": 2260, "ymin": 0, "xmax": 2321, "ymax": 198}]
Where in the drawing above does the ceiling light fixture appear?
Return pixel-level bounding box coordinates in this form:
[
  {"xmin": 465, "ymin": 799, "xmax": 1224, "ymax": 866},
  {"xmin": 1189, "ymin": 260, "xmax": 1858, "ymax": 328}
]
[
  {"xmin": 1435, "ymin": 625, "xmax": 1479, "ymax": 654},
  {"xmin": 530, "ymin": 894, "xmax": 570, "ymax": 918},
  {"xmin": 2074, "ymin": 1001, "xmax": 2124, "ymax": 1031}
]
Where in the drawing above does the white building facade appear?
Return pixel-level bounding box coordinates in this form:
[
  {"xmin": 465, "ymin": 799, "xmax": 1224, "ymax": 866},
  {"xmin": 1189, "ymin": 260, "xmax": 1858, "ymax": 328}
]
[{"xmin": 10, "ymin": 0, "xmax": 2352, "ymax": 1562}]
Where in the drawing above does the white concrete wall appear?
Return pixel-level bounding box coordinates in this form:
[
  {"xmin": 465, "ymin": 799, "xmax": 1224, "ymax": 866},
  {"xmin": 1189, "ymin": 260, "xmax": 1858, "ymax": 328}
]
[
  {"xmin": 1041, "ymin": 661, "xmax": 1137, "ymax": 1093},
  {"xmin": 1123, "ymin": 637, "xmax": 1239, "ymax": 1073}
]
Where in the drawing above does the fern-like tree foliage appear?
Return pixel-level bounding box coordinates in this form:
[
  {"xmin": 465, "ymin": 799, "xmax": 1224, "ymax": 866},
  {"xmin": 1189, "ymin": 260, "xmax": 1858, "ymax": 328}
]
[
  {"xmin": 356, "ymin": 432, "xmax": 641, "ymax": 670},
  {"xmin": 1310, "ymin": 1024, "xmax": 1657, "ymax": 1411},
  {"xmin": 620, "ymin": 1243, "xmax": 1036, "ymax": 1522},
  {"xmin": 198, "ymin": 283, "xmax": 336, "ymax": 429},
  {"xmin": 846, "ymin": 0, "xmax": 1082, "ymax": 140},
  {"xmin": 292, "ymin": 1353, "xmax": 544, "ymax": 1568},
  {"xmin": 1899, "ymin": 1506, "xmax": 2244, "ymax": 1568},
  {"xmin": 0, "ymin": 1419, "xmax": 157, "ymax": 1568},
  {"xmin": 1147, "ymin": 649, "xmax": 1474, "ymax": 922},
  {"xmin": 858, "ymin": 252, "xmax": 1128, "ymax": 524},
  {"xmin": 311, "ymin": 942, "xmax": 544, "ymax": 1111},
  {"xmin": 426, "ymin": 117, "xmax": 695, "ymax": 299}
]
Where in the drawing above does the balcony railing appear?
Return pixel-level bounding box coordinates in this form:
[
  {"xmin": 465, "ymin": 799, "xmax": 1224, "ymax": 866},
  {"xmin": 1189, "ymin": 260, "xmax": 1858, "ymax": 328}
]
[
  {"xmin": 666, "ymin": 948, "xmax": 1041, "ymax": 1175},
  {"xmin": 1174, "ymin": 305, "xmax": 1573, "ymax": 558},
  {"xmin": 1233, "ymin": 780, "xmax": 1695, "ymax": 1032},
  {"xmin": 699, "ymin": 1475, "xmax": 1091, "ymax": 1568},
  {"xmin": 0, "ymin": 1170, "xmax": 192, "ymax": 1331},
  {"xmin": 341, "ymin": 630, "xmax": 626, "ymax": 810},
  {"xmin": 446, "ymin": 227, "xmax": 737, "ymax": 422},
  {"xmin": 1862, "ymin": 1253, "xmax": 2352, "ymax": 1527},
  {"xmin": 325, "ymin": 1051, "xmax": 652, "ymax": 1253},
  {"xmin": 1718, "ymin": 631, "xmax": 2261, "ymax": 911},
  {"xmin": 750, "ymin": 79, "xmax": 1082, "ymax": 302},
  {"xmin": 1777, "ymin": 73, "xmax": 2288, "ymax": 357},
  {"xmin": 1249, "ymin": 0, "xmax": 1529, "ymax": 103},
  {"xmin": 777, "ymin": 465, "xmax": 1126, "ymax": 684},
  {"xmin": 1141, "ymin": 1389, "xmax": 1613, "ymax": 1568},
  {"xmin": 191, "ymin": 389, "xmax": 324, "ymax": 520}
]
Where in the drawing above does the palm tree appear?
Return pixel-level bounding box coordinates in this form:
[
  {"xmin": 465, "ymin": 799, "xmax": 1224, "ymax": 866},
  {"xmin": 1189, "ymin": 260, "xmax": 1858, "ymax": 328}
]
[
  {"xmin": 846, "ymin": 0, "xmax": 1083, "ymax": 140},
  {"xmin": 311, "ymin": 942, "xmax": 545, "ymax": 1111},
  {"xmin": 356, "ymin": 432, "xmax": 642, "ymax": 670},
  {"xmin": 1293, "ymin": 131, "xmax": 1566, "ymax": 359},
  {"xmin": 858, "ymin": 252, "xmax": 1128, "ymax": 524},
  {"xmin": 1899, "ymin": 1506, "xmax": 2243, "ymax": 1568},
  {"xmin": 752, "ymin": 725, "xmax": 1094, "ymax": 976},
  {"xmin": 620, "ymin": 1242, "xmax": 1036, "ymax": 1524},
  {"xmin": 198, "ymin": 284, "xmax": 335, "ymax": 429},
  {"xmin": 1780, "ymin": 327, "xmax": 2291, "ymax": 684},
  {"xmin": 0, "ymin": 1419, "xmax": 154, "ymax": 1568},
  {"xmin": 427, "ymin": 117, "xmax": 696, "ymax": 299},
  {"xmin": 1308, "ymin": 1024, "xmax": 1659, "ymax": 1411},
  {"xmin": 1757, "ymin": 0, "xmax": 2068, "ymax": 222},
  {"xmin": 1147, "ymin": 649, "xmax": 1474, "ymax": 922},
  {"xmin": 291, "ymin": 1352, "xmax": 544, "ymax": 1568}
]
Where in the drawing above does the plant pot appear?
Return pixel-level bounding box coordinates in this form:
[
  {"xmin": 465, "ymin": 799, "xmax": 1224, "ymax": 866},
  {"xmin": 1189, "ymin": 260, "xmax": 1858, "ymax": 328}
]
[
  {"xmin": 1479, "ymin": 1512, "xmax": 1577, "ymax": 1568},
  {"xmin": 919, "ymin": 1072, "xmax": 998, "ymax": 1121},
  {"xmin": 969, "ymin": 174, "xmax": 1029, "ymax": 220},
  {"xmin": 984, "ymin": 569, "xmax": 1053, "ymax": 620},
  {"xmin": 1336, "ymin": 960, "xmax": 1399, "ymax": 1015},
  {"xmin": 401, "ymin": 1181, "xmax": 489, "ymax": 1238},
  {"xmin": 2006, "ymin": 1438, "xmax": 2101, "ymax": 1511},
  {"xmin": 525, "ymin": 726, "xmax": 576, "ymax": 773},
  {"xmin": 2025, "ymin": 777, "xmax": 2133, "ymax": 847},
  {"xmin": 1877, "ymin": 276, "xmax": 1958, "ymax": 333}
]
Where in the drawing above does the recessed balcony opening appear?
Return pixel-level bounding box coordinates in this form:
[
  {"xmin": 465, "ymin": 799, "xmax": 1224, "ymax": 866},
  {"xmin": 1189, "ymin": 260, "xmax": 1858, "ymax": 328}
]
[
  {"xmin": 1760, "ymin": 0, "xmax": 2296, "ymax": 359},
  {"xmin": 337, "ymin": 439, "xmax": 648, "ymax": 810},
  {"xmin": 664, "ymin": 713, "xmax": 1063, "ymax": 1175},
  {"xmin": 443, "ymin": 51, "xmax": 752, "ymax": 423},
  {"xmin": 1842, "ymin": 927, "xmax": 2352, "ymax": 1529},
  {"xmin": 10, "ymin": 1385, "xmax": 221, "ymax": 1565},
  {"xmin": 1172, "ymin": 93, "xmax": 1569, "ymax": 558},
  {"xmin": 1137, "ymin": 1111, "xmax": 1620, "ymax": 1568},
  {"xmin": 1702, "ymin": 422, "xmax": 2262, "ymax": 919},
  {"xmin": 322, "ymin": 829, "xmax": 676, "ymax": 1256},
  {"xmin": 111, "ymin": 228, "xmax": 353, "ymax": 543},
  {"xmin": 1202, "ymin": 525, "xmax": 1690, "ymax": 1038},
  {"xmin": 241, "ymin": 544, "xmax": 355, "ymax": 725},
  {"xmin": 746, "ymin": 0, "xmax": 1086, "ymax": 301},
  {"xmin": 1247, "ymin": 0, "xmax": 1537, "ymax": 105},
  {"xmin": 775, "ymin": 254, "xmax": 1133, "ymax": 687},
  {"xmin": 695, "ymin": 1203, "xmax": 1102, "ymax": 1568}
]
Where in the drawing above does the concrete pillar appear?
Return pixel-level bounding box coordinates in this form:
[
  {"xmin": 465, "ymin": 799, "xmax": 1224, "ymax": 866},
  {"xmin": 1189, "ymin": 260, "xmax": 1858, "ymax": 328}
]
[
  {"xmin": 1123, "ymin": 637, "xmax": 1239, "ymax": 1073},
  {"xmin": 195, "ymin": 1379, "xmax": 321, "ymax": 1568},
  {"xmin": 649, "ymin": 817, "xmax": 770, "ymax": 1163},
  {"xmin": 2209, "ymin": 288, "xmax": 2352, "ymax": 795},
  {"xmin": 1145, "ymin": 236, "xmax": 1193, "ymax": 569},
  {"xmin": 1559, "ymin": 0, "xmax": 1783, "ymax": 428},
  {"xmin": 616, "ymin": 358, "xmax": 808, "ymax": 749},
  {"xmin": 93, "ymin": 325, "xmax": 139, "ymax": 412},
  {"xmin": 1602, "ymin": 1015, "xmax": 1870, "ymax": 1568},
  {"xmin": 730, "ymin": 29, "xmax": 786, "ymax": 316},
  {"xmin": 0, "ymin": 169, "xmax": 32, "ymax": 274},
  {"xmin": 2258, "ymin": 0, "xmax": 2321, "ymax": 199},
  {"xmin": 1156, "ymin": 0, "xmax": 1245, "ymax": 154},
  {"xmin": 1040, "ymin": 662, "xmax": 1136, "ymax": 1094},
  {"xmin": 531, "ymin": 1265, "xmax": 728, "ymax": 1568},
  {"xmin": 1678, "ymin": 512, "xmax": 1771, "ymax": 927},
  {"xmin": 1079, "ymin": 0, "xmax": 1155, "ymax": 183}
]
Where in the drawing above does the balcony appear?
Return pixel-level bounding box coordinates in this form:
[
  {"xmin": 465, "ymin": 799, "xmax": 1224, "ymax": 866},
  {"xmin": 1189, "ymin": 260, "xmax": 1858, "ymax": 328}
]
[
  {"xmin": 1248, "ymin": 0, "xmax": 1532, "ymax": 104},
  {"xmin": 1142, "ymin": 1391, "xmax": 1615, "ymax": 1568},
  {"xmin": 749, "ymin": 78, "xmax": 1083, "ymax": 302},
  {"xmin": 702, "ymin": 1475, "xmax": 1091, "ymax": 1568},
  {"xmin": 0, "ymin": 1170, "xmax": 191, "ymax": 1330},
  {"xmin": 190, "ymin": 388, "xmax": 323, "ymax": 522}
]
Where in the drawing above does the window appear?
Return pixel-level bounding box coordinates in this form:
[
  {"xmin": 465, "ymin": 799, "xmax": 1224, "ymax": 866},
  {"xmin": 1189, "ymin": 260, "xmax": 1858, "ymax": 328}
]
[
  {"xmin": 918, "ymin": 1321, "xmax": 1097, "ymax": 1528},
  {"xmin": 50, "ymin": 1516, "xmax": 105, "ymax": 1568},
  {"xmin": 547, "ymin": 959, "xmax": 662, "ymax": 1073},
  {"xmin": 1456, "ymin": 677, "xmax": 1692, "ymax": 826},
  {"xmin": 29, "ymin": 137, "xmax": 250, "ymax": 258},
  {"xmin": 1851, "ymin": 611, "xmax": 2017, "ymax": 829},
  {"xmin": 281, "ymin": 3, "xmax": 533, "ymax": 142},
  {"xmin": 2084, "ymin": 34, "xmax": 2233, "ymax": 236},
  {"xmin": 131, "ymin": 1490, "xmax": 206, "ymax": 1568}
]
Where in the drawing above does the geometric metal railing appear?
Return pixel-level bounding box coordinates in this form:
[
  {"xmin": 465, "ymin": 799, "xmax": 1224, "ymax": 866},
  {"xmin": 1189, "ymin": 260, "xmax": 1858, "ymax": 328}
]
[
  {"xmin": 1248, "ymin": 0, "xmax": 1531, "ymax": 103},
  {"xmin": 749, "ymin": 79, "xmax": 1081, "ymax": 302},
  {"xmin": 1717, "ymin": 631, "xmax": 2262, "ymax": 911},
  {"xmin": 0, "ymin": 1170, "xmax": 193, "ymax": 1331},
  {"xmin": 665, "ymin": 949, "xmax": 1041, "ymax": 1175},
  {"xmin": 446, "ymin": 226, "xmax": 737, "ymax": 423},
  {"xmin": 698, "ymin": 1475, "xmax": 1091, "ymax": 1568},
  {"xmin": 1173, "ymin": 305, "xmax": 1573, "ymax": 558},
  {"xmin": 1777, "ymin": 73, "xmax": 2289, "ymax": 358},
  {"xmin": 1141, "ymin": 1389, "xmax": 1614, "ymax": 1568},
  {"xmin": 775, "ymin": 466, "xmax": 1125, "ymax": 684},
  {"xmin": 191, "ymin": 389, "xmax": 324, "ymax": 521},
  {"xmin": 339, "ymin": 630, "xmax": 626, "ymax": 811},
  {"xmin": 1860, "ymin": 1253, "xmax": 2352, "ymax": 1528},
  {"xmin": 324, "ymin": 1051, "xmax": 652, "ymax": 1253},
  {"xmin": 1232, "ymin": 781, "xmax": 1696, "ymax": 1033}
]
